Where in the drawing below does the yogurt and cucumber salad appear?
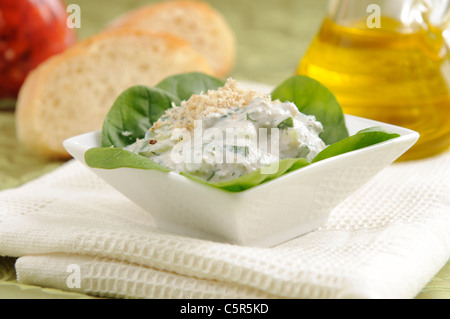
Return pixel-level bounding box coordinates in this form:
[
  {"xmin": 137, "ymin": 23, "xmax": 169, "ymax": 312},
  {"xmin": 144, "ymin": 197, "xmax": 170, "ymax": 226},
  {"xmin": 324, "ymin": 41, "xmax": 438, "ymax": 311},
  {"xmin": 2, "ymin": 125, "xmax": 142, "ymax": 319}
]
[
  {"xmin": 86, "ymin": 73, "xmax": 400, "ymax": 192},
  {"xmin": 125, "ymin": 79, "xmax": 326, "ymax": 183}
]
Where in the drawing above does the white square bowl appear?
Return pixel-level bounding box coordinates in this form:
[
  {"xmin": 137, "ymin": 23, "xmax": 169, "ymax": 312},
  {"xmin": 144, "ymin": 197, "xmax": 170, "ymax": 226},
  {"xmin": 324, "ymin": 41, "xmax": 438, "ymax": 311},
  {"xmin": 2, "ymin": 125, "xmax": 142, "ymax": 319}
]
[{"xmin": 63, "ymin": 115, "xmax": 419, "ymax": 247}]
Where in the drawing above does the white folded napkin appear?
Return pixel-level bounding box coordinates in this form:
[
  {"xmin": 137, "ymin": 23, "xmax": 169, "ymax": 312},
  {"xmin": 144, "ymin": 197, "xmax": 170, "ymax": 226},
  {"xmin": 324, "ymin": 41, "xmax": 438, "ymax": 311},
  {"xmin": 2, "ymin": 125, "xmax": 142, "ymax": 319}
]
[{"xmin": 0, "ymin": 152, "xmax": 449, "ymax": 299}]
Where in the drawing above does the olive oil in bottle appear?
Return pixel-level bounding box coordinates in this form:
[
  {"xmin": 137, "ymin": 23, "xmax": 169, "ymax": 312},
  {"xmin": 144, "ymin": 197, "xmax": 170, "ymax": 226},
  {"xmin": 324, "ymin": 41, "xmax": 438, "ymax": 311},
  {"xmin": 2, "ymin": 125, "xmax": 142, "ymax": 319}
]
[{"xmin": 298, "ymin": 18, "xmax": 450, "ymax": 160}]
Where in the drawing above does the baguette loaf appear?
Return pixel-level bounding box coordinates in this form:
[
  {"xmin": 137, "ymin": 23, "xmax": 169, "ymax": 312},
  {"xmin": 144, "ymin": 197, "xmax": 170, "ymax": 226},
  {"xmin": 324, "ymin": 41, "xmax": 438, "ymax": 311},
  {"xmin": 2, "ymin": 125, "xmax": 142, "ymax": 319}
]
[
  {"xmin": 108, "ymin": 0, "xmax": 236, "ymax": 78},
  {"xmin": 15, "ymin": 28, "xmax": 213, "ymax": 159}
]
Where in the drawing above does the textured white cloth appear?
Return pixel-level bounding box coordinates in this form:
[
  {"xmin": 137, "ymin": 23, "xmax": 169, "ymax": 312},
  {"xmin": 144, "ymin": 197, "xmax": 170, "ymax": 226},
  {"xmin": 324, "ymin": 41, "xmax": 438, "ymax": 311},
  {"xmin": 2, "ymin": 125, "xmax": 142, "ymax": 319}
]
[{"xmin": 0, "ymin": 151, "xmax": 450, "ymax": 299}]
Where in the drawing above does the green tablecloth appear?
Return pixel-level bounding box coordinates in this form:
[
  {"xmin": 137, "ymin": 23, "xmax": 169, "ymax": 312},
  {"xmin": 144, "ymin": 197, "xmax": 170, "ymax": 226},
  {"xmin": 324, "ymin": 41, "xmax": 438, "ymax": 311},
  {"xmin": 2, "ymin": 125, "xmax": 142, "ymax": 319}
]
[{"xmin": 0, "ymin": 0, "xmax": 448, "ymax": 299}]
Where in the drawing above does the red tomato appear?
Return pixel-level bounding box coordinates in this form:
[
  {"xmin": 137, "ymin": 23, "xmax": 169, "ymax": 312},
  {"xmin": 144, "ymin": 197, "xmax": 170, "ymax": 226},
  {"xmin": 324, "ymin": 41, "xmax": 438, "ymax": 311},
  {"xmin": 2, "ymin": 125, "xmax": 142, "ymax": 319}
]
[{"xmin": 0, "ymin": 0, "xmax": 76, "ymax": 98}]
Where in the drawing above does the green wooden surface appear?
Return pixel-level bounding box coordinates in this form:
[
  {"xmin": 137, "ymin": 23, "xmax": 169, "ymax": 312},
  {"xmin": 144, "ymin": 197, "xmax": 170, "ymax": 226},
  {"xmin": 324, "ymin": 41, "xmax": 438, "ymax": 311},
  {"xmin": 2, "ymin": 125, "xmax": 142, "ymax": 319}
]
[{"xmin": 0, "ymin": 0, "xmax": 448, "ymax": 299}]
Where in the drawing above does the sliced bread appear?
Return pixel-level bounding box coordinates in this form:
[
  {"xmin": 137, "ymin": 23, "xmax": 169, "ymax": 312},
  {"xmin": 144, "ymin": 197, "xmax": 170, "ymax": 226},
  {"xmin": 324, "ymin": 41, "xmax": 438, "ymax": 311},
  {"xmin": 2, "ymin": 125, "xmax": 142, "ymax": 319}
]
[
  {"xmin": 15, "ymin": 28, "xmax": 213, "ymax": 159},
  {"xmin": 108, "ymin": 0, "xmax": 236, "ymax": 78}
]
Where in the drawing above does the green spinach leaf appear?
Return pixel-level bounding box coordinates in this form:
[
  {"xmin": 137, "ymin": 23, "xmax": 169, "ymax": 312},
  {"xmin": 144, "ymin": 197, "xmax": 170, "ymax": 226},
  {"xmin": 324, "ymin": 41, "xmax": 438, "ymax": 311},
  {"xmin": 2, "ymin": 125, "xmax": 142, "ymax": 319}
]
[
  {"xmin": 85, "ymin": 147, "xmax": 170, "ymax": 172},
  {"xmin": 312, "ymin": 127, "xmax": 400, "ymax": 163},
  {"xmin": 101, "ymin": 86, "xmax": 177, "ymax": 148},
  {"xmin": 271, "ymin": 75, "xmax": 349, "ymax": 145},
  {"xmin": 156, "ymin": 72, "xmax": 226, "ymax": 102}
]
